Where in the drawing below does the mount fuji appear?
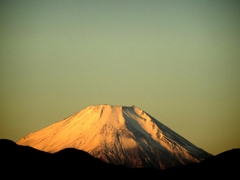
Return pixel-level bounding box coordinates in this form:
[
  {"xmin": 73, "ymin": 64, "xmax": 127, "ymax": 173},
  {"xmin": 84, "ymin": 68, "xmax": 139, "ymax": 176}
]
[{"xmin": 17, "ymin": 104, "xmax": 212, "ymax": 169}]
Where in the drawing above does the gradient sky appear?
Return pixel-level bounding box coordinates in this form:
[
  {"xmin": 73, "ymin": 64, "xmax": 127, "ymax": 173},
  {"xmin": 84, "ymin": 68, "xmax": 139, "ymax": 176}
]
[{"xmin": 1, "ymin": 0, "xmax": 240, "ymax": 155}]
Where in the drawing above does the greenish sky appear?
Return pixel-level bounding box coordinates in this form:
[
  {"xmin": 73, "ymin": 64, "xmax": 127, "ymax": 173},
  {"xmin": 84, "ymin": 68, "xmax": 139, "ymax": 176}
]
[{"xmin": 1, "ymin": 0, "xmax": 240, "ymax": 155}]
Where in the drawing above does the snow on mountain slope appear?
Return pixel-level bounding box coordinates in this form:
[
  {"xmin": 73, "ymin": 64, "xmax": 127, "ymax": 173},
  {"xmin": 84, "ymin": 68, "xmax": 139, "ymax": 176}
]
[{"xmin": 17, "ymin": 104, "xmax": 212, "ymax": 169}]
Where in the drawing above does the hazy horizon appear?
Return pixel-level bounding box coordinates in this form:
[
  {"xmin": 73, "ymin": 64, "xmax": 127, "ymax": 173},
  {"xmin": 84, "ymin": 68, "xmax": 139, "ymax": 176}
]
[{"xmin": 1, "ymin": 0, "xmax": 240, "ymax": 155}]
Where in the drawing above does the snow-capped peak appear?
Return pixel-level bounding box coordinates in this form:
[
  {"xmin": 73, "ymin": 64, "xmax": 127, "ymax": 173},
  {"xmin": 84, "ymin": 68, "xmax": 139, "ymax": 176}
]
[{"xmin": 17, "ymin": 104, "xmax": 212, "ymax": 169}]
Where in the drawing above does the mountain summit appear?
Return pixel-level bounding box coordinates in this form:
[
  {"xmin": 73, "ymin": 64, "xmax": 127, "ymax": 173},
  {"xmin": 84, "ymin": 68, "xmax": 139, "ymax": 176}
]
[{"xmin": 17, "ymin": 104, "xmax": 212, "ymax": 169}]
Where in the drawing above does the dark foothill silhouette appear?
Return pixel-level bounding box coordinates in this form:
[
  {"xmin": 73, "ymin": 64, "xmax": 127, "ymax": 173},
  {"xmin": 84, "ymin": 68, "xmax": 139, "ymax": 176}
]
[{"xmin": 0, "ymin": 139, "xmax": 239, "ymax": 179}]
